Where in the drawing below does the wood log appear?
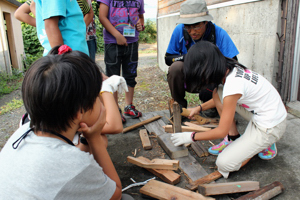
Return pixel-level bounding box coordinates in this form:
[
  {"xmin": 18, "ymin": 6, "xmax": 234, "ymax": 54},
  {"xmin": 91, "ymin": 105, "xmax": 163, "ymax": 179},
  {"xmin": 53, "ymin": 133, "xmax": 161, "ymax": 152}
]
[
  {"xmin": 139, "ymin": 129, "xmax": 152, "ymax": 150},
  {"xmin": 140, "ymin": 179, "xmax": 215, "ymax": 200},
  {"xmin": 235, "ymin": 181, "xmax": 284, "ymax": 200},
  {"xmin": 186, "ymin": 171, "xmax": 223, "ymax": 191},
  {"xmin": 127, "ymin": 156, "xmax": 179, "ymax": 170},
  {"xmin": 163, "ymin": 125, "xmax": 210, "ymax": 133},
  {"xmin": 191, "ymin": 141, "xmax": 209, "ymax": 158},
  {"xmin": 173, "ymin": 101, "xmax": 182, "ymax": 133},
  {"xmin": 157, "ymin": 133, "xmax": 188, "ymax": 159},
  {"xmin": 123, "ymin": 115, "xmax": 161, "ymax": 133},
  {"xmin": 138, "ymin": 157, "xmax": 180, "ymax": 185},
  {"xmin": 198, "ymin": 181, "xmax": 260, "ymax": 196}
]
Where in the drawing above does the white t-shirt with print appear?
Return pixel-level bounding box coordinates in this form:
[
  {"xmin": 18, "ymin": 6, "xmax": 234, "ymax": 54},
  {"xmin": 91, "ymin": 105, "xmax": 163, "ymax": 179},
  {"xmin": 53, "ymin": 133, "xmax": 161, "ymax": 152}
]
[{"xmin": 223, "ymin": 67, "xmax": 287, "ymax": 128}]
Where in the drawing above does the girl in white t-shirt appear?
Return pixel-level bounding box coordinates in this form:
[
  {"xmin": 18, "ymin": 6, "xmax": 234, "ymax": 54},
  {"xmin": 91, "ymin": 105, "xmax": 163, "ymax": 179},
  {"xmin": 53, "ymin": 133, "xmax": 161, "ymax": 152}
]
[{"xmin": 171, "ymin": 41, "xmax": 287, "ymax": 178}]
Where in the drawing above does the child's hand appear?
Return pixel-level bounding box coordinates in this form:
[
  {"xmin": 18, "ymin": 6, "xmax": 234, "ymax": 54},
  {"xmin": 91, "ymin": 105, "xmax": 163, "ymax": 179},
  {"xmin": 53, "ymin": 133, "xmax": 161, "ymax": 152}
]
[
  {"xmin": 79, "ymin": 105, "xmax": 106, "ymax": 141},
  {"xmin": 187, "ymin": 106, "xmax": 201, "ymax": 119},
  {"xmin": 136, "ymin": 21, "xmax": 144, "ymax": 32},
  {"xmin": 116, "ymin": 34, "xmax": 127, "ymax": 46},
  {"xmin": 101, "ymin": 75, "xmax": 128, "ymax": 94}
]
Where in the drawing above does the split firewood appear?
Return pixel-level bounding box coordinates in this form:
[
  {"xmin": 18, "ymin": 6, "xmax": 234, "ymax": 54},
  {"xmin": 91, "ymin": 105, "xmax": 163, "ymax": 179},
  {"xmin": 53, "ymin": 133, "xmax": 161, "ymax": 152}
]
[
  {"xmin": 186, "ymin": 171, "xmax": 223, "ymax": 191},
  {"xmin": 127, "ymin": 156, "xmax": 179, "ymax": 170},
  {"xmin": 235, "ymin": 181, "xmax": 284, "ymax": 200},
  {"xmin": 138, "ymin": 157, "xmax": 180, "ymax": 185},
  {"xmin": 191, "ymin": 141, "xmax": 209, "ymax": 157},
  {"xmin": 140, "ymin": 179, "xmax": 215, "ymax": 200},
  {"xmin": 184, "ymin": 122, "xmax": 212, "ymax": 131},
  {"xmin": 198, "ymin": 181, "xmax": 260, "ymax": 196},
  {"xmin": 139, "ymin": 129, "xmax": 152, "ymax": 150},
  {"xmin": 123, "ymin": 115, "xmax": 161, "ymax": 133},
  {"xmin": 163, "ymin": 125, "xmax": 210, "ymax": 133}
]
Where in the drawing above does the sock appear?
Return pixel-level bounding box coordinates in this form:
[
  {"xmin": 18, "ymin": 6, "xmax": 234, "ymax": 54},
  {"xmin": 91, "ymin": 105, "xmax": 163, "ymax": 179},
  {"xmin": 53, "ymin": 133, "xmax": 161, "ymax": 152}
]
[{"xmin": 228, "ymin": 134, "xmax": 240, "ymax": 141}]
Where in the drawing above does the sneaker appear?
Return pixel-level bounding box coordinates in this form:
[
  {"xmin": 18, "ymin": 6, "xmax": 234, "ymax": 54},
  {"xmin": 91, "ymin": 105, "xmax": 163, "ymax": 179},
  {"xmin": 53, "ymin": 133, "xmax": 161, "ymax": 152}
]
[
  {"xmin": 258, "ymin": 143, "xmax": 277, "ymax": 160},
  {"xmin": 119, "ymin": 108, "xmax": 126, "ymax": 123},
  {"xmin": 124, "ymin": 104, "xmax": 142, "ymax": 118},
  {"xmin": 208, "ymin": 135, "xmax": 232, "ymax": 155}
]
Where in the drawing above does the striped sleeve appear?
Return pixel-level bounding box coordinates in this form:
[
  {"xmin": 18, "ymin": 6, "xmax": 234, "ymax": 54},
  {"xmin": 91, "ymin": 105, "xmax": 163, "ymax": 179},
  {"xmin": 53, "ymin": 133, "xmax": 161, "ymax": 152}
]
[
  {"xmin": 26, "ymin": 0, "xmax": 32, "ymax": 6},
  {"xmin": 77, "ymin": 0, "xmax": 91, "ymax": 15}
]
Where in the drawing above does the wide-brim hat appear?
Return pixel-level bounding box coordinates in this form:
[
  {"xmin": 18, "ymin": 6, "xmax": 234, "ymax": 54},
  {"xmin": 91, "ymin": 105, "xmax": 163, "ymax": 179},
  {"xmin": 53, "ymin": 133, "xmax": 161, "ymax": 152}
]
[{"xmin": 177, "ymin": 0, "xmax": 213, "ymax": 25}]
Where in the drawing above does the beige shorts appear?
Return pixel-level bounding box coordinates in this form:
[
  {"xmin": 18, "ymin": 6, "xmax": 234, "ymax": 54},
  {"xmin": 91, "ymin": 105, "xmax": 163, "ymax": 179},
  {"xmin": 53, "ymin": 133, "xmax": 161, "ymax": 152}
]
[{"xmin": 215, "ymin": 86, "xmax": 286, "ymax": 178}]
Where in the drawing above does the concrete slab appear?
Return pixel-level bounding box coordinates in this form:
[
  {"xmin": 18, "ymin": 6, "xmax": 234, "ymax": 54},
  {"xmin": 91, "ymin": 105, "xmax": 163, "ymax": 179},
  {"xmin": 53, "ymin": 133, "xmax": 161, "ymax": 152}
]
[{"xmin": 110, "ymin": 111, "xmax": 300, "ymax": 199}]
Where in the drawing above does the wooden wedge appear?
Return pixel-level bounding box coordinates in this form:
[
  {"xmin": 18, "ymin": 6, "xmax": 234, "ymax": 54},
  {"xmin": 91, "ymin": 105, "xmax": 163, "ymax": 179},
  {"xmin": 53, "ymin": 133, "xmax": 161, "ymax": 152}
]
[
  {"xmin": 198, "ymin": 181, "xmax": 260, "ymax": 196},
  {"xmin": 127, "ymin": 156, "xmax": 179, "ymax": 170},
  {"xmin": 140, "ymin": 179, "xmax": 215, "ymax": 200}
]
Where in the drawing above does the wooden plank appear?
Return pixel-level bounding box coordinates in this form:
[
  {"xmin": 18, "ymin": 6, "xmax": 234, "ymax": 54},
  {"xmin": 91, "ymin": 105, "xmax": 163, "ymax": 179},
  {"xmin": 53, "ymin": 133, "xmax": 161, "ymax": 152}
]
[
  {"xmin": 235, "ymin": 181, "xmax": 284, "ymax": 200},
  {"xmin": 139, "ymin": 112, "xmax": 166, "ymax": 136},
  {"xmin": 178, "ymin": 153, "xmax": 208, "ymax": 182},
  {"xmin": 189, "ymin": 121, "xmax": 218, "ymax": 128},
  {"xmin": 138, "ymin": 157, "xmax": 180, "ymax": 185},
  {"xmin": 140, "ymin": 179, "xmax": 215, "ymax": 200},
  {"xmin": 157, "ymin": 133, "xmax": 188, "ymax": 159},
  {"xmin": 186, "ymin": 171, "xmax": 223, "ymax": 191},
  {"xmin": 191, "ymin": 141, "xmax": 209, "ymax": 158},
  {"xmin": 173, "ymin": 101, "xmax": 182, "ymax": 133},
  {"xmin": 198, "ymin": 181, "xmax": 260, "ymax": 196},
  {"xmin": 139, "ymin": 129, "xmax": 152, "ymax": 150},
  {"xmin": 127, "ymin": 156, "xmax": 179, "ymax": 170},
  {"xmin": 184, "ymin": 122, "xmax": 212, "ymax": 131},
  {"xmin": 163, "ymin": 125, "xmax": 211, "ymax": 133},
  {"xmin": 123, "ymin": 115, "xmax": 161, "ymax": 133}
]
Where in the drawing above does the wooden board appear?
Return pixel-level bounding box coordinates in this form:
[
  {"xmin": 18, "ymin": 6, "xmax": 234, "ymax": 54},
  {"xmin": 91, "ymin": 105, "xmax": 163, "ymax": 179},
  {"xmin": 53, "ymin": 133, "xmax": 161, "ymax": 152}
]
[
  {"xmin": 198, "ymin": 181, "xmax": 260, "ymax": 196},
  {"xmin": 127, "ymin": 156, "xmax": 179, "ymax": 170},
  {"xmin": 191, "ymin": 141, "xmax": 209, "ymax": 157},
  {"xmin": 186, "ymin": 171, "xmax": 223, "ymax": 191},
  {"xmin": 123, "ymin": 115, "xmax": 161, "ymax": 133},
  {"xmin": 163, "ymin": 125, "xmax": 211, "ymax": 133},
  {"xmin": 139, "ymin": 156, "xmax": 180, "ymax": 185},
  {"xmin": 235, "ymin": 181, "xmax": 284, "ymax": 200},
  {"xmin": 139, "ymin": 112, "xmax": 166, "ymax": 136},
  {"xmin": 177, "ymin": 153, "xmax": 208, "ymax": 182},
  {"xmin": 157, "ymin": 133, "xmax": 188, "ymax": 159},
  {"xmin": 172, "ymin": 101, "xmax": 182, "ymax": 133},
  {"xmin": 139, "ymin": 129, "xmax": 152, "ymax": 150},
  {"xmin": 140, "ymin": 179, "xmax": 215, "ymax": 200},
  {"xmin": 184, "ymin": 122, "xmax": 212, "ymax": 131}
]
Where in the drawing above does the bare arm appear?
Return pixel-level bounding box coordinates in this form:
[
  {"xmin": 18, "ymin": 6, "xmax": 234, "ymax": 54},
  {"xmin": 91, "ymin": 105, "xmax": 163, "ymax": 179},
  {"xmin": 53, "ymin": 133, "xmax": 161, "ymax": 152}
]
[
  {"xmin": 99, "ymin": 3, "xmax": 127, "ymax": 46},
  {"xmin": 44, "ymin": 16, "xmax": 64, "ymax": 47},
  {"xmin": 194, "ymin": 93, "xmax": 241, "ymax": 141},
  {"xmin": 84, "ymin": 2, "xmax": 94, "ymax": 27},
  {"xmin": 100, "ymin": 93, "xmax": 123, "ymax": 134},
  {"xmin": 14, "ymin": 3, "xmax": 36, "ymax": 27},
  {"xmin": 187, "ymin": 98, "xmax": 216, "ymax": 118},
  {"xmin": 136, "ymin": 14, "xmax": 144, "ymax": 32},
  {"xmin": 80, "ymin": 113, "xmax": 122, "ymax": 200}
]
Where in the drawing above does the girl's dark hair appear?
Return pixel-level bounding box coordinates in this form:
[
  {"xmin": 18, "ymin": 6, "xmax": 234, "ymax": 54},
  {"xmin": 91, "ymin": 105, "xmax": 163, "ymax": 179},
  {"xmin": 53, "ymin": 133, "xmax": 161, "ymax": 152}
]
[
  {"xmin": 22, "ymin": 45, "xmax": 102, "ymax": 132},
  {"xmin": 183, "ymin": 41, "xmax": 246, "ymax": 91}
]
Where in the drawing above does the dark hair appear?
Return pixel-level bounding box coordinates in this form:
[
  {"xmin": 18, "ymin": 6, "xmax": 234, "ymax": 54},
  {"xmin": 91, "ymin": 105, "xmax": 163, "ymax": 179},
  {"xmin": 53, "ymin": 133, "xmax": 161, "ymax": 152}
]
[
  {"xmin": 183, "ymin": 41, "xmax": 246, "ymax": 91},
  {"xmin": 22, "ymin": 45, "xmax": 102, "ymax": 132}
]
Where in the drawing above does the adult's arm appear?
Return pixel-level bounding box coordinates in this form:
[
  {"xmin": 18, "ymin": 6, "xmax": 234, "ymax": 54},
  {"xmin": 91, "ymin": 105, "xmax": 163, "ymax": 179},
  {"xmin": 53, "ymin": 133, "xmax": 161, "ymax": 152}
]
[
  {"xmin": 14, "ymin": 3, "xmax": 36, "ymax": 27},
  {"xmin": 44, "ymin": 17, "xmax": 64, "ymax": 47},
  {"xmin": 165, "ymin": 53, "xmax": 185, "ymax": 66},
  {"xmin": 99, "ymin": 3, "xmax": 127, "ymax": 46},
  {"xmin": 136, "ymin": 14, "xmax": 144, "ymax": 32}
]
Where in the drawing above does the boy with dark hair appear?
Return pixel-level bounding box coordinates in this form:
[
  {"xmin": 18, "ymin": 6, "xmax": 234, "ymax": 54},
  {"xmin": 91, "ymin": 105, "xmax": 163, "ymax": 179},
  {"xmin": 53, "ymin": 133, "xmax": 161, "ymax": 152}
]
[{"xmin": 0, "ymin": 46, "xmax": 132, "ymax": 199}]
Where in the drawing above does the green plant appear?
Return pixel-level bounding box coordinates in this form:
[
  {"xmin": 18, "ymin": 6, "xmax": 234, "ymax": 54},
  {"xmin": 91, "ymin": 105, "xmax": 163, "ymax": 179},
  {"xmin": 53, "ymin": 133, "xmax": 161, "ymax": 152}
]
[
  {"xmin": 0, "ymin": 99, "xmax": 24, "ymax": 115},
  {"xmin": 139, "ymin": 19, "xmax": 157, "ymax": 43},
  {"xmin": 186, "ymin": 93, "xmax": 199, "ymax": 107},
  {"xmin": 0, "ymin": 69, "xmax": 24, "ymax": 97}
]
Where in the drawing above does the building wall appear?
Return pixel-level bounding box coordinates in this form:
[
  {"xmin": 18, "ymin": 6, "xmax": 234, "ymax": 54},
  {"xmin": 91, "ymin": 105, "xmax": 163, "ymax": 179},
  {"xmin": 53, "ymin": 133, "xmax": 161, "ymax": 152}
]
[
  {"xmin": 0, "ymin": 1, "xmax": 24, "ymax": 74},
  {"xmin": 157, "ymin": 0, "xmax": 281, "ymax": 86}
]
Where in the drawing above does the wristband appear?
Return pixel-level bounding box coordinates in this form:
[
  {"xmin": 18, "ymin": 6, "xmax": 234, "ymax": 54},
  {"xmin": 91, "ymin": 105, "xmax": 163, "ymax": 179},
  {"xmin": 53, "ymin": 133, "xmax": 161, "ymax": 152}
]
[
  {"xmin": 100, "ymin": 91, "xmax": 113, "ymax": 95},
  {"xmin": 191, "ymin": 132, "xmax": 197, "ymax": 142},
  {"xmin": 199, "ymin": 104, "xmax": 203, "ymax": 113}
]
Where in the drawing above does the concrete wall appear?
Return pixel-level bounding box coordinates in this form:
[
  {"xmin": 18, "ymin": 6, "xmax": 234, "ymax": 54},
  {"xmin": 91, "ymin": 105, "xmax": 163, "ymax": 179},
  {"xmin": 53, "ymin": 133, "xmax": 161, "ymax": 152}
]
[
  {"xmin": 0, "ymin": 1, "xmax": 24, "ymax": 74},
  {"xmin": 157, "ymin": 0, "xmax": 281, "ymax": 86}
]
